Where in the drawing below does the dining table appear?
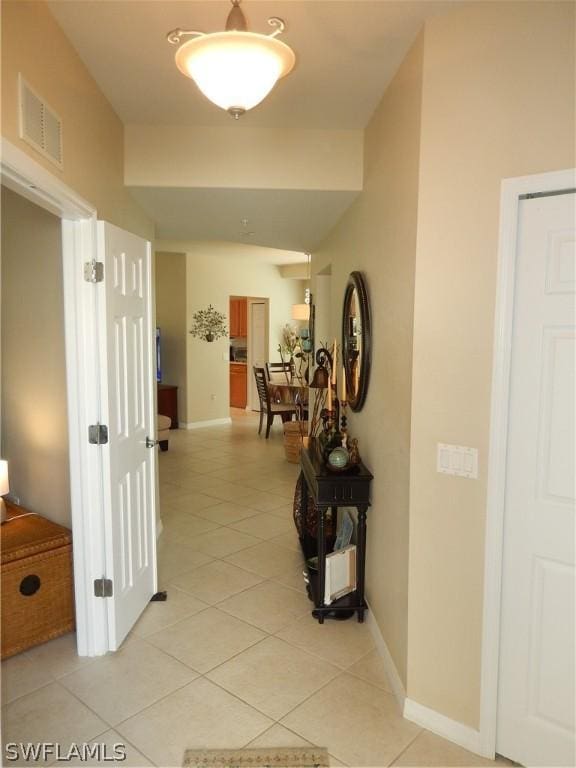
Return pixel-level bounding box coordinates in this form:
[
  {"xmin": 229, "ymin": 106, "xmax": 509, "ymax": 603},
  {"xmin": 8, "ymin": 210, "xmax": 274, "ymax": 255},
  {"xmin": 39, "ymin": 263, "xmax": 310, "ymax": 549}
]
[{"xmin": 267, "ymin": 377, "xmax": 309, "ymax": 408}]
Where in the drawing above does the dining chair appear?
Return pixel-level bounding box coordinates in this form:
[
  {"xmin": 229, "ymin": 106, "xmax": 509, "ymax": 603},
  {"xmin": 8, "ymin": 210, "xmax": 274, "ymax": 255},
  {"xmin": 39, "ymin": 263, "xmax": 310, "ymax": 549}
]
[
  {"xmin": 253, "ymin": 367, "xmax": 297, "ymax": 438},
  {"xmin": 266, "ymin": 361, "xmax": 294, "ymax": 382}
]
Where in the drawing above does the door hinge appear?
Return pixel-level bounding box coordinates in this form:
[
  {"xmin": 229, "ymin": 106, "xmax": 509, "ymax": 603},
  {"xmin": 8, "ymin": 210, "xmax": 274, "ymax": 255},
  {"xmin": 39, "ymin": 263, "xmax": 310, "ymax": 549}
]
[
  {"xmin": 84, "ymin": 261, "xmax": 104, "ymax": 283},
  {"xmin": 88, "ymin": 423, "xmax": 108, "ymax": 445},
  {"xmin": 93, "ymin": 578, "xmax": 113, "ymax": 598}
]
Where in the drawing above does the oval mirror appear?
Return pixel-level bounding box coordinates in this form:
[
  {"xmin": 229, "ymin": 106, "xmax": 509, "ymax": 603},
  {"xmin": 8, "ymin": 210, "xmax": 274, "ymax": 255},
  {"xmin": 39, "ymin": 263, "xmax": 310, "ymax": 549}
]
[{"xmin": 342, "ymin": 271, "xmax": 371, "ymax": 412}]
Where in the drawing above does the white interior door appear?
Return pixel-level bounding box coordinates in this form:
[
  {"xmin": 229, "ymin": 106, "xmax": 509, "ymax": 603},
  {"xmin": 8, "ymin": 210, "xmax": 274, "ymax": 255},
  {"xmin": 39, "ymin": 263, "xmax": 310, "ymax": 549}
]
[
  {"xmin": 497, "ymin": 192, "xmax": 575, "ymax": 766},
  {"xmin": 249, "ymin": 301, "xmax": 267, "ymax": 410},
  {"xmin": 98, "ymin": 221, "xmax": 157, "ymax": 651}
]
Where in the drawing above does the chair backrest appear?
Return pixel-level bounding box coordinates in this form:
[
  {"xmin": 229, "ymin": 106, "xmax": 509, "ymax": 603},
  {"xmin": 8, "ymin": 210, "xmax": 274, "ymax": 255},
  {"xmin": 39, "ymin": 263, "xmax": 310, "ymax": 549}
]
[
  {"xmin": 266, "ymin": 361, "xmax": 294, "ymax": 382},
  {"xmin": 253, "ymin": 367, "xmax": 271, "ymax": 411}
]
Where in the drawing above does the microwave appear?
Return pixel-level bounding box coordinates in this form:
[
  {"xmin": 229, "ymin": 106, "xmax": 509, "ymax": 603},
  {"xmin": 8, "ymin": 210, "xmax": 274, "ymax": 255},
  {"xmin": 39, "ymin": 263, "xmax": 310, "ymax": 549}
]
[{"xmin": 232, "ymin": 347, "xmax": 247, "ymax": 362}]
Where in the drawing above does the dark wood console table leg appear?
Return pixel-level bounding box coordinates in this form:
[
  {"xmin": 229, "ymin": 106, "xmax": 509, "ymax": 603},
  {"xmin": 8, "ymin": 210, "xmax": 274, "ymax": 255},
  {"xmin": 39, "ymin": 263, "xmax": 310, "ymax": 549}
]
[
  {"xmin": 314, "ymin": 506, "xmax": 327, "ymax": 624},
  {"xmin": 356, "ymin": 505, "xmax": 368, "ymax": 622}
]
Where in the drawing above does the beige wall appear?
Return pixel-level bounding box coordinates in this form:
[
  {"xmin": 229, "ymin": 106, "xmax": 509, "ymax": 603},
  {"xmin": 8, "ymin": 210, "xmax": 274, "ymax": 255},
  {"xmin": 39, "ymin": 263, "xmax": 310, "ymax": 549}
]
[
  {"xmin": 407, "ymin": 1, "xmax": 576, "ymax": 728},
  {"xmin": 1, "ymin": 186, "xmax": 71, "ymax": 527},
  {"xmin": 313, "ymin": 0, "xmax": 574, "ymax": 732},
  {"xmin": 155, "ymin": 253, "xmax": 188, "ymax": 424},
  {"xmin": 125, "ymin": 125, "xmax": 362, "ymax": 192},
  {"xmin": 313, "ymin": 34, "xmax": 425, "ymax": 685},
  {"xmin": 1, "ymin": 1, "xmax": 153, "ymax": 240},
  {"xmin": 156, "ymin": 241, "xmax": 306, "ymax": 425}
]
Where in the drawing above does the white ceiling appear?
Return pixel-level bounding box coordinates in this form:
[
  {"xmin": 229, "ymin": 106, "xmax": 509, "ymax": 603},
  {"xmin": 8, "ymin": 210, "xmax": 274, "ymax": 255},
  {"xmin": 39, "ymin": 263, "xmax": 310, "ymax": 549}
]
[
  {"xmin": 48, "ymin": 0, "xmax": 452, "ymax": 256},
  {"xmin": 130, "ymin": 186, "xmax": 359, "ymax": 251},
  {"xmin": 156, "ymin": 240, "xmax": 311, "ymax": 266},
  {"xmin": 48, "ymin": 0, "xmax": 452, "ymax": 129}
]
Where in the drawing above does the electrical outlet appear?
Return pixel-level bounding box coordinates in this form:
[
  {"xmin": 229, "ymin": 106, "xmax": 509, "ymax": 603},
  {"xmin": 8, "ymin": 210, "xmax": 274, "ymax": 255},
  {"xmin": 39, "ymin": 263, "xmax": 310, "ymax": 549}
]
[{"xmin": 210, "ymin": 394, "xmax": 216, "ymax": 400}]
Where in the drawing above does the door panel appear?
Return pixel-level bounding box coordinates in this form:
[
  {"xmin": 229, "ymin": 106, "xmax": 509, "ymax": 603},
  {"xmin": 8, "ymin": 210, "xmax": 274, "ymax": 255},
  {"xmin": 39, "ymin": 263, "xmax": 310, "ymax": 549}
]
[
  {"xmin": 249, "ymin": 302, "xmax": 266, "ymax": 410},
  {"xmin": 497, "ymin": 193, "xmax": 575, "ymax": 766},
  {"xmin": 98, "ymin": 221, "xmax": 157, "ymax": 651}
]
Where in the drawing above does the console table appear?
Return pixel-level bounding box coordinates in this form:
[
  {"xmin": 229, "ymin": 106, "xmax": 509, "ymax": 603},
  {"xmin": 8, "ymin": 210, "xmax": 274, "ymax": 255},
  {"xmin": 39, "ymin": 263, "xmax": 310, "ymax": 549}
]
[
  {"xmin": 157, "ymin": 384, "xmax": 178, "ymax": 428},
  {"xmin": 299, "ymin": 440, "xmax": 373, "ymax": 623}
]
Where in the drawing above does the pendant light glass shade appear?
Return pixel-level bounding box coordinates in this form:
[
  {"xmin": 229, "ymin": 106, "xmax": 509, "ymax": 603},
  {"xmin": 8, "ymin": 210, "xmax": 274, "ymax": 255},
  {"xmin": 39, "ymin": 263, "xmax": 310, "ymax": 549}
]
[
  {"xmin": 291, "ymin": 255, "xmax": 311, "ymax": 321},
  {"xmin": 175, "ymin": 31, "xmax": 295, "ymax": 115},
  {"xmin": 291, "ymin": 303, "xmax": 310, "ymax": 321}
]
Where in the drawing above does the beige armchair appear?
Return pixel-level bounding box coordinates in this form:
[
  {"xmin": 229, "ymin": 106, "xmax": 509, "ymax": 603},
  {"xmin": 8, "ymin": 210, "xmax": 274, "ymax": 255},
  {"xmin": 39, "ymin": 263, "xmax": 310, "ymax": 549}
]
[{"xmin": 157, "ymin": 414, "xmax": 171, "ymax": 451}]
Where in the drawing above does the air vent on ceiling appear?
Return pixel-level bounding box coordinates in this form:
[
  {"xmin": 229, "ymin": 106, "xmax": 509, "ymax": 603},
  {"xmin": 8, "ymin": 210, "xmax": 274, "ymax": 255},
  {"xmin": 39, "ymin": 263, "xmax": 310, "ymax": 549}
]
[{"xmin": 19, "ymin": 76, "xmax": 63, "ymax": 168}]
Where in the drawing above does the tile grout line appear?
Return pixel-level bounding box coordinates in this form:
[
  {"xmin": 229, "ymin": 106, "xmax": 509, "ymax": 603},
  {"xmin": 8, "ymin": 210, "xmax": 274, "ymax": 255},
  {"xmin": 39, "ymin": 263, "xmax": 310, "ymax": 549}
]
[
  {"xmin": 7, "ymin": 419, "xmax": 395, "ymax": 768},
  {"xmin": 142, "ymin": 611, "xmax": 271, "ymax": 675},
  {"xmin": 385, "ymin": 727, "xmax": 424, "ymax": 767},
  {"xmin": 269, "ymin": 623, "xmax": 376, "ymax": 673}
]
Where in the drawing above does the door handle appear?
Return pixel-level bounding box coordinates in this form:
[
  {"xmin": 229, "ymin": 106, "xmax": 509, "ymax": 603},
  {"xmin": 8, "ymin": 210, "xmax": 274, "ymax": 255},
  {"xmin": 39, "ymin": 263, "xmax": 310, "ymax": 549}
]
[{"xmin": 146, "ymin": 437, "xmax": 159, "ymax": 448}]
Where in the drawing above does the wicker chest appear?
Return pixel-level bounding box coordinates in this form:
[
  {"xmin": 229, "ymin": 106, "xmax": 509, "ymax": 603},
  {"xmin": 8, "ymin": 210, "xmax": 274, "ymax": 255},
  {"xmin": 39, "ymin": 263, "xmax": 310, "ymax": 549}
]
[{"xmin": 1, "ymin": 501, "xmax": 75, "ymax": 659}]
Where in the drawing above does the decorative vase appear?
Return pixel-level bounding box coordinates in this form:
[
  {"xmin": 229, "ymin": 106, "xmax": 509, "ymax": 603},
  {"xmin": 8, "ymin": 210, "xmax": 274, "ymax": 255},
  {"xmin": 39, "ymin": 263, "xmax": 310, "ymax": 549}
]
[
  {"xmin": 205, "ymin": 332, "xmax": 214, "ymax": 342},
  {"xmin": 328, "ymin": 446, "xmax": 349, "ymax": 469}
]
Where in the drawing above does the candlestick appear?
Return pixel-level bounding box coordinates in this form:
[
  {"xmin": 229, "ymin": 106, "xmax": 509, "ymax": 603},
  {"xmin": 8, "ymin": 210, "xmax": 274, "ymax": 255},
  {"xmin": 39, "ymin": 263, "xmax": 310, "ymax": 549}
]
[
  {"xmin": 340, "ymin": 400, "xmax": 348, "ymax": 448},
  {"xmin": 341, "ymin": 365, "xmax": 347, "ymax": 402},
  {"xmin": 331, "ymin": 339, "xmax": 337, "ymax": 384},
  {"xmin": 327, "ymin": 381, "xmax": 332, "ymax": 412}
]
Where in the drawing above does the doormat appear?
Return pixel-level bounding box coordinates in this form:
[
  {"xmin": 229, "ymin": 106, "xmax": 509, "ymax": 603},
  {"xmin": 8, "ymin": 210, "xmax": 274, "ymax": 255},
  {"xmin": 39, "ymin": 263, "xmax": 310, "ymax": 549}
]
[{"xmin": 182, "ymin": 747, "xmax": 330, "ymax": 768}]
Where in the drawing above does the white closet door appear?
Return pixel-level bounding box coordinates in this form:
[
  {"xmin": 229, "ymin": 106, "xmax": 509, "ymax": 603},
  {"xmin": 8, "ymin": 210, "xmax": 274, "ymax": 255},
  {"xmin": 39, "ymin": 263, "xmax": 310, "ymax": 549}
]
[{"xmin": 497, "ymin": 192, "xmax": 575, "ymax": 766}]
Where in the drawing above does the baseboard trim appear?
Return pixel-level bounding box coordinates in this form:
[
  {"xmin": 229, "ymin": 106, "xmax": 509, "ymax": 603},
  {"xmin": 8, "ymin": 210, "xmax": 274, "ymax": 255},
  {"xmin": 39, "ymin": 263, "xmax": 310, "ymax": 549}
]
[
  {"xmin": 403, "ymin": 698, "xmax": 484, "ymax": 756},
  {"xmin": 182, "ymin": 418, "xmax": 232, "ymax": 430},
  {"xmin": 365, "ymin": 601, "xmax": 406, "ymax": 710}
]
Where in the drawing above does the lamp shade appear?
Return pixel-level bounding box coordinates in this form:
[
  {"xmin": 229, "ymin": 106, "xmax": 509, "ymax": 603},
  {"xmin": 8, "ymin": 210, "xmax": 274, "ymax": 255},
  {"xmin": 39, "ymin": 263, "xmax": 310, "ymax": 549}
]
[
  {"xmin": 175, "ymin": 31, "xmax": 295, "ymax": 113},
  {"xmin": 291, "ymin": 303, "xmax": 310, "ymax": 321},
  {"xmin": 0, "ymin": 460, "xmax": 9, "ymax": 496}
]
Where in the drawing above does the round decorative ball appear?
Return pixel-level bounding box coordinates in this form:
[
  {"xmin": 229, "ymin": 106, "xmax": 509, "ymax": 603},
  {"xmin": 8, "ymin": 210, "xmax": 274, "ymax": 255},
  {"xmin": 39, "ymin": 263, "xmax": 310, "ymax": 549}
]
[{"xmin": 328, "ymin": 447, "xmax": 349, "ymax": 468}]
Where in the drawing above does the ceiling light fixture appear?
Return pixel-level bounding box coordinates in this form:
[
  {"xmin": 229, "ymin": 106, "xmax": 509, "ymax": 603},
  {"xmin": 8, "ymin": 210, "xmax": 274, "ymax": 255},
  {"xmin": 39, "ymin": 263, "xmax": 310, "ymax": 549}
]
[{"xmin": 167, "ymin": 0, "xmax": 296, "ymax": 119}]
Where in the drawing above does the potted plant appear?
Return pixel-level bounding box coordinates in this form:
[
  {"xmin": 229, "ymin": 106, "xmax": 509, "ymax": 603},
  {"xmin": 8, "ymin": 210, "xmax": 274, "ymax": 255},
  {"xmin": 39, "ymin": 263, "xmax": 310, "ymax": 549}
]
[
  {"xmin": 278, "ymin": 324, "xmax": 310, "ymax": 384},
  {"xmin": 189, "ymin": 305, "xmax": 227, "ymax": 342}
]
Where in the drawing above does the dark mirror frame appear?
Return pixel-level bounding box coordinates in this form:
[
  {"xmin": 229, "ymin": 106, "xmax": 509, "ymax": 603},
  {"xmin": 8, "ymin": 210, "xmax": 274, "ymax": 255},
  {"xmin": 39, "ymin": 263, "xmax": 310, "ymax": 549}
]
[{"xmin": 342, "ymin": 271, "xmax": 371, "ymax": 412}]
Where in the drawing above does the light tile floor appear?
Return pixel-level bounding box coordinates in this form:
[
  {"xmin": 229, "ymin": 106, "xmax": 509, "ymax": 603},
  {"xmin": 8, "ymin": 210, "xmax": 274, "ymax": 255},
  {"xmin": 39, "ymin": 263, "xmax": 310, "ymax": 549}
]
[{"xmin": 2, "ymin": 411, "xmax": 514, "ymax": 767}]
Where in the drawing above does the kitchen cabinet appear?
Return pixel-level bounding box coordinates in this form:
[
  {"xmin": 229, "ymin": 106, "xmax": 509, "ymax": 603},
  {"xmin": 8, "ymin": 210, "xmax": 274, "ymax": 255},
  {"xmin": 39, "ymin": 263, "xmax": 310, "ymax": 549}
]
[
  {"xmin": 230, "ymin": 363, "xmax": 247, "ymax": 408},
  {"xmin": 229, "ymin": 298, "xmax": 247, "ymax": 338}
]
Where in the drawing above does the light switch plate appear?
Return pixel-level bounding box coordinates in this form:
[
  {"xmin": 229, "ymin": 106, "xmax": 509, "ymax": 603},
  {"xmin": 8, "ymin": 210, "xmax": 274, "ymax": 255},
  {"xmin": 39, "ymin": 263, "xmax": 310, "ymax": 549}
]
[{"xmin": 437, "ymin": 443, "xmax": 478, "ymax": 479}]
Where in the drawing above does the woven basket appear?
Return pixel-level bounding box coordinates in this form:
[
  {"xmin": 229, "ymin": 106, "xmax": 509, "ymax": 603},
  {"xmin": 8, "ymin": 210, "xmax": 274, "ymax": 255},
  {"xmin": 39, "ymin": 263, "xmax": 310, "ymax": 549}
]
[
  {"xmin": 1, "ymin": 502, "xmax": 75, "ymax": 659},
  {"xmin": 283, "ymin": 421, "xmax": 309, "ymax": 463},
  {"xmin": 292, "ymin": 473, "xmax": 336, "ymax": 558}
]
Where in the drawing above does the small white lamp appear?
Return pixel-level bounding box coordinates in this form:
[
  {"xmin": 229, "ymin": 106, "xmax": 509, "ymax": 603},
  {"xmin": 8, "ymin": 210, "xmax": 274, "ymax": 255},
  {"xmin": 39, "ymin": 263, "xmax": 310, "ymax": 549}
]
[
  {"xmin": 291, "ymin": 303, "xmax": 310, "ymax": 321},
  {"xmin": 0, "ymin": 460, "xmax": 9, "ymax": 524},
  {"xmin": 292, "ymin": 285, "xmax": 311, "ymax": 321}
]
